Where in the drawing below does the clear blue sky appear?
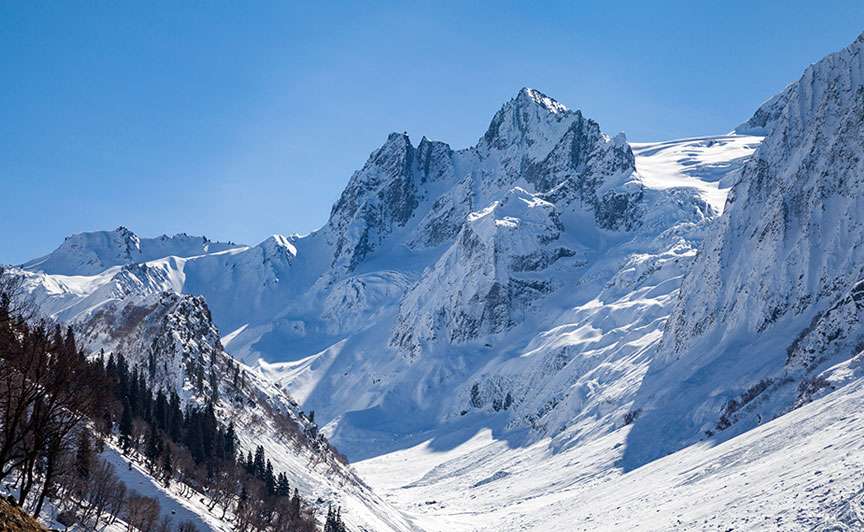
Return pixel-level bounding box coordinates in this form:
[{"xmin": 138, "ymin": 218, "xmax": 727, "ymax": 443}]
[{"xmin": 2, "ymin": 1, "xmax": 862, "ymax": 264}]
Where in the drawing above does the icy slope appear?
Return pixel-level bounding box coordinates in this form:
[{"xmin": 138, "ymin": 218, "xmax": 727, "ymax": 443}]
[
  {"xmin": 631, "ymin": 135, "xmax": 761, "ymax": 214},
  {"xmin": 625, "ymin": 31, "xmax": 864, "ymax": 468},
  {"xmin": 355, "ymin": 374, "xmax": 864, "ymax": 531},
  {"xmin": 535, "ymin": 379, "xmax": 864, "ymax": 531}
]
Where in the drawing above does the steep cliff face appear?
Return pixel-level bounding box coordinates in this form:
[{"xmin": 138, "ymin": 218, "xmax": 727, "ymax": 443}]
[
  {"xmin": 319, "ymin": 88, "xmax": 642, "ymax": 275},
  {"xmin": 390, "ymin": 188, "xmax": 570, "ymax": 358},
  {"xmin": 324, "ymin": 133, "xmax": 451, "ymax": 271},
  {"xmin": 626, "ymin": 33, "xmax": 864, "ymax": 467}
]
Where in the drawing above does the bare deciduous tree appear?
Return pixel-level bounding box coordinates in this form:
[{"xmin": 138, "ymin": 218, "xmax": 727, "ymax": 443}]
[
  {"xmin": 177, "ymin": 521, "xmax": 200, "ymax": 532},
  {"xmin": 125, "ymin": 493, "xmax": 160, "ymax": 532}
]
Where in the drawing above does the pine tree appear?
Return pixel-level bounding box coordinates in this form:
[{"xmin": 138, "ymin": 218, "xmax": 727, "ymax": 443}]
[
  {"xmin": 336, "ymin": 506, "xmax": 345, "ymax": 532},
  {"xmin": 145, "ymin": 423, "xmax": 161, "ymax": 466},
  {"xmin": 75, "ymin": 430, "xmax": 93, "ymax": 480},
  {"xmin": 223, "ymin": 421, "xmax": 237, "ymax": 461},
  {"xmin": 245, "ymin": 450, "xmax": 254, "ymax": 475},
  {"xmin": 129, "ymin": 368, "xmax": 140, "ymax": 416},
  {"xmin": 154, "ymin": 389, "xmax": 168, "ymax": 432},
  {"xmin": 120, "ymin": 397, "xmax": 134, "ymax": 452},
  {"xmin": 106, "ymin": 352, "xmax": 117, "ymax": 376},
  {"xmin": 325, "ymin": 504, "xmax": 346, "ymax": 532},
  {"xmin": 168, "ymin": 391, "xmax": 183, "ymax": 441},
  {"xmin": 276, "ymin": 473, "xmax": 291, "ymax": 497},
  {"xmin": 291, "ymin": 488, "xmax": 301, "ymax": 518},
  {"xmin": 253, "ymin": 445, "xmax": 266, "ymax": 480},
  {"xmin": 265, "ymin": 460, "xmax": 275, "ymax": 495},
  {"xmin": 184, "ymin": 408, "xmax": 205, "ymax": 463},
  {"xmin": 138, "ymin": 370, "xmax": 152, "ymax": 422},
  {"xmin": 325, "ymin": 505, "xmax": 335, "ymax": 532},
  {"xmin": 63, "ymin": 325, "xmax": 77, "ymax": 358},
  {"xmin": 161, "ymin": 443, "xmax": 173, "ymax": 486}
]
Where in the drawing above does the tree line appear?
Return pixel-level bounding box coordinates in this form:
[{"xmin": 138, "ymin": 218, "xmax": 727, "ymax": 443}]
[{"xmin": 0, "ymin": 271, "xmax": 326, "ymax": 531}]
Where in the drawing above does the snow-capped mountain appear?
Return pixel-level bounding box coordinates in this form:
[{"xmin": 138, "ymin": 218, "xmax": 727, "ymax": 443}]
[
  {"xmin": 623, "ymin": 31, "xmax": 864, "ymax": 469},
  {"xmin": 18, "ymin": 87, "xmax": 751, "ymax": 449},
  {"xmin": 26, "ymin": 33, "xmax": 864, "ymax": 528},
  {"xmin": 22, "ymin": 226, "xmax": 241, "ymax": 276}
]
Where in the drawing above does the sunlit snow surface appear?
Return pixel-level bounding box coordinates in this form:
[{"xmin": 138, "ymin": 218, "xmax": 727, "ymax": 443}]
[
  {"xmin": 355, "ymin": 380, "xmax": 864, "ymax": 531},
  {"xmin": 631, "ymin": 135, "xmax": 762, "ymax": 214}
]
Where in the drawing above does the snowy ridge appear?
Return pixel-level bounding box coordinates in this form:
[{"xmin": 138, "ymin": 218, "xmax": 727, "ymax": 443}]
[{"xmin": 22, "ymin": 226, "xmax": 241, "ymax": 276}]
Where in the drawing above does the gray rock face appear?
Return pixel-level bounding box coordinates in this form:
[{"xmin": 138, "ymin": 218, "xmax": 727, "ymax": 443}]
[
  {"xmin": 786, "ymin": 279, "xmax": 864, "ymax": 373},
  {"xmin": 80, "ymin": 292, "xmax": 224, "ymax": 395},
  {"xmin": 326, "ymin": 133, "xmax": 457, "ymax": 270},
  {"xmin": 389, "ymin": 187, "xmax": 575, "ymax": 358}
]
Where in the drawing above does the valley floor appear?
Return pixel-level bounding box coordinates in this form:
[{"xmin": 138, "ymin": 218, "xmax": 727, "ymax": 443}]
[{"xmin": 355, "ymin": 380, "xmax": 864, "ymax": 531}]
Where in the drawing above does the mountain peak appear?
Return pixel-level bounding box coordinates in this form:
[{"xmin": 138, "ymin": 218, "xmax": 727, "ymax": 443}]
[
  {"xmin": 481, "ymin": 88, "xmax": 578, "ymax": 152},
  {"xmin": 384, "ymin": 131, "xmax": 411, "ymax": 146},
  {"xmin": 736, "ymin": 31, "xmax": 864, "ymax": 136},
  {"xmin": 259, "ymin": 234, "xmax": 297, "ymax": 257},
  {"xmin": 516, "ymin": 87, "xmax": 568, "ymax": 114}
]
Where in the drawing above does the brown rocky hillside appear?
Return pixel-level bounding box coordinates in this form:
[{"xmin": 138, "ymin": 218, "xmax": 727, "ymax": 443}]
[{"xmin": 0, "ymin": 498, "xmax": 45, "ymax": 532}]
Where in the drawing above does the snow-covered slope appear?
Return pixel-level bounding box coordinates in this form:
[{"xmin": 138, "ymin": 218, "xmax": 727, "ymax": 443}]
[
  {"xmin": 4, "ymin": 276, "xmax": 416, "ymax": 531},
  {"xmin": 353, "ymin": 373, "xmax": 864, "ymax": 531},
  {"xmin": 631, "ymin": 134, "xmax": 761, "ymax": 214},
  {"xmin": 623, "ymin": 31, "xmax": 864, "ymax": 469}
]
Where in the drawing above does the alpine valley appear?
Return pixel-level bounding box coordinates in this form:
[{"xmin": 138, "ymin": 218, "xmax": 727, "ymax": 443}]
[{"xmin": 9, "ymin": 32, "xmax": 864, "ymax": 532}]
